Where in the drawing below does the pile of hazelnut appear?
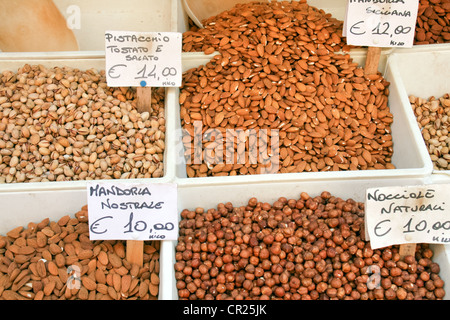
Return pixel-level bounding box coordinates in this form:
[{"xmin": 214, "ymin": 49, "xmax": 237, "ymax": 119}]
[{"xmin": 175, "ymin": 192, "xmax": 445, "ymax": 300}]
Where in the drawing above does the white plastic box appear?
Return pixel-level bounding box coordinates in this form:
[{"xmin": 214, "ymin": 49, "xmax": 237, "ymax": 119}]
[
  {"xmin": 170, "ymin": 49, "xmax": 433, "ymax": 187},
  {"xmin": 0, "ymin": 56, "xmax": 176, "ymax": 192},
  {"xmin": 167, "ymin": 176, "xmax": 450, "ymax": 300},
  {"xmin": 385, "ymin": 47, "xmax": 450, "ymax": 184},
  {"xmin": 0, "ymin": 188, "xmax": 172, "ymax": 299}
]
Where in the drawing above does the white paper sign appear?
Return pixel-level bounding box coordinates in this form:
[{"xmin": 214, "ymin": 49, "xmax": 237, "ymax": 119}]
[
  {"xmin": 105, "ymin": 31, "xmax": 182, "ymax": 87},
  {"xmin": 345, "ymin": 0, "xmax": 419, "ymax": 48},
  {"xmin": 365, "ymin": 184, "xmax": 450, "ymax": 249},
  {"xmin": 87, "ymin": 181, "xmax": 178, "ymax": 241}
]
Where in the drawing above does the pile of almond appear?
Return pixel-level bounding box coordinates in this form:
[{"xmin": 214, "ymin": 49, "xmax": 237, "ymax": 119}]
[
  {"xmin": 0, "ymin": 205, "xmax": 160, "ymax": 300},
  {"xmin": 180, "ymin": 1, "xmax": 395, "ymax": 177}
]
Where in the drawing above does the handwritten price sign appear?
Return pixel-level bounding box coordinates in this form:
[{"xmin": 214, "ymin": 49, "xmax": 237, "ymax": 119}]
[
  {"xmin": 87, "ymin": 181, "xmax": 178, "ymax": 241},
  {"xmin": 344, "ymin": 0, "xmax": 419, "ymax": 47},
  {"xmin": 105, "ymin": 31, "xmax": 182, "ymax": 87},
  {"xmin": 365, "ymin": 184, "xmax": 450, "ymax": 249}
]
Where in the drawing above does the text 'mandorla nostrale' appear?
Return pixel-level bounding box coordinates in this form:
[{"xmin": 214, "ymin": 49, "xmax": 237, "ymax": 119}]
[
  {"xmin": 87, "ymin": 182, "xmax": 178, "ymax": 241},
  {"xmin": 89, "ymin": 183, "xmax": 164, "ymax": 210}
]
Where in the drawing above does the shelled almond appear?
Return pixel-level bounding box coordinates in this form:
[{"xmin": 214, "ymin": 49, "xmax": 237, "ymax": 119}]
[
  {"xmin": 0, "ymin": 206, "xmax": 160, "ymax": 300},
  {"xmin": 180, "ymin": 1, "xmax": 395, "ymax": 177},
  {"xmin": 0, "ymin": 64, "xmax": 165, "ymax": 183}
]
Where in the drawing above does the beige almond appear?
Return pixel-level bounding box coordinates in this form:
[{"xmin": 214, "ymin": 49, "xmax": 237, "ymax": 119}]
[
  {"xmin": 150, "ymin": 273, "xmax": 160, "ymax": 286},
  {"xmin": 149, "ymin": 283, "xmax": 159, "ymax": 297},
  {"xmin": 214, "ymin": 113, "xmax": 225, "ymax": 126},
  {"xmin": 54, "ymin": 254, "xmax": 65, "ymax": 268},
  {"xmin": 82, "ymin": 276, "xmax": 97, "ymax": 291},
  {"xmin": 108, "ymin": 253, "xmax": 122, "ymax": 268},
  {"xmin": 113, "ymin": 242, "xmax": 126, "ymax": 258},
  {"xmin": 138, "ymin": 281, "xmax": 149, "ymax": 298},
  {"xmin": 43, "ymin": 281, "xmax": 56, "ymax": 296},
  {"xmin": 113, "ymin": 273, "xmax": 121, "ymax": 293},
  {"xmin": 63, "ymin": 232, "xmax": 78, "ymax": 243},
  {"xmin": 78, "ymin": 287, "xmax": 89, "ymax": 300},
  {"xmin": 36, "ymin": 260, "xmax": 47, "ymax": 278},
  {"xmin": 6, "ymin": 226, "xmax": 23, "ymax": 239},
  {"xmin": 95, "ymin": 269, "xmax": 107, "ymax": 285},
  {"xmin": 121, "ymin": 274, "xmax": 132, "ymax": 293},
  {"xmin": 97, "ymin": 251, "xmax": 109, "ymax": 266},
  {"xmin": 77, "ymin": 249, "xmax": 93, "ymax": 260},
  {"xmin": 107, "ymin": 286, "xmax": 118, "ymax": 300},
  {"xmin": 97, "ymin": 283, "xmax": 108, "ymax": 295},
  {"xmin": 47, "ymin": 261, "xmax": 59, "ymax": 276},
  {"xmin": 2, "ymin": 290, "xmax": 26, "ymax": 300}
]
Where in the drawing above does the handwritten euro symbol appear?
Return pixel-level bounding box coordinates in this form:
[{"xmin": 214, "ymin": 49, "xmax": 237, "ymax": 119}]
[
  {"xmin": 350, "ymin": 21, "xmax": 366, "ymax": 36},
  {"xmin": 108, "ymin": 64, "xmax": 127, "ymax": 79},
  {"xmin": 90, "ymin": 216, "xmax": 113, "ymax": 234}
]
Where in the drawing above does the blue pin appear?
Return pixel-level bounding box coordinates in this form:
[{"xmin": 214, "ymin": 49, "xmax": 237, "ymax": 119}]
[{"xmin": 140, "ymin": 80, "xmax": 147, "ymax": 87}]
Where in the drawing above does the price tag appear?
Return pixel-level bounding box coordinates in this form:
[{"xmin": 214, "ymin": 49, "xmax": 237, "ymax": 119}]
[
  {"xmin": 344, "ymin": 0, "xmax": 419, "ymax": 48},
  {"xmin": 87, "ymin": 181, "xmax": 178, "ymax": 241},
  {"xmin": 105, "ymin": 31, "xmax": 182, "ymax": 87},
  {"xmin": 365, "ymin": 184, "xmax": 450, "ymax": 250}
]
